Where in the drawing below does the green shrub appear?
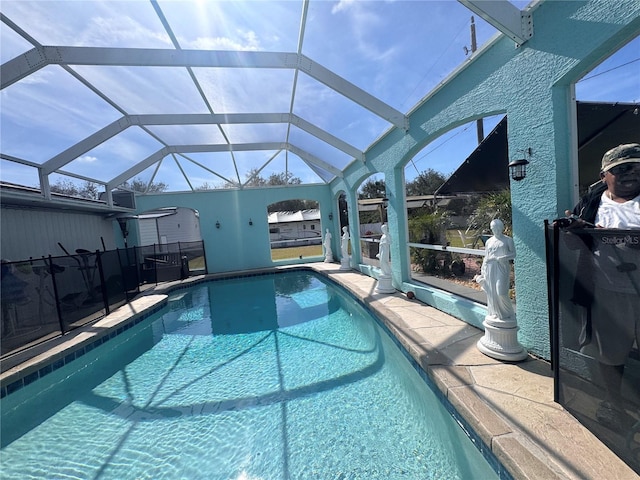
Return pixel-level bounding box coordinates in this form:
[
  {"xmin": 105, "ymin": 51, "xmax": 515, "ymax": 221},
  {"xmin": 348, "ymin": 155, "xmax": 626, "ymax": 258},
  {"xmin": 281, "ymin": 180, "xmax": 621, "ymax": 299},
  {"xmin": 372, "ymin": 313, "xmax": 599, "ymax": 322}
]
[
  {"xmin": 467, "ymin": 189, "xmax": 512, "ymax": 235},
  {"xmin": 408, "ymin": 210, "xmax": 450, "ymax": 274}
]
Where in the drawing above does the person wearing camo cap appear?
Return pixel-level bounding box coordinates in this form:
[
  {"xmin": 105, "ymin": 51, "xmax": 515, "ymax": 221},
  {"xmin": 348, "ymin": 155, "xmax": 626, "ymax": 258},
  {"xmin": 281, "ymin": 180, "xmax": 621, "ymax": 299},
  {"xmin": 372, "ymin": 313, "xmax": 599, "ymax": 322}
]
[{"xmin": 559, "ymin": 143, "xmax": 640, "ymax": 431}]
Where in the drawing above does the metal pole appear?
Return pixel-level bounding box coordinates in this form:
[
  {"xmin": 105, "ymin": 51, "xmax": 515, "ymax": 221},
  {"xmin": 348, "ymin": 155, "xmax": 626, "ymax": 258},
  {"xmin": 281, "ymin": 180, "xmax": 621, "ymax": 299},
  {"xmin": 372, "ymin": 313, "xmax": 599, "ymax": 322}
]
[
  {"xmin": 470, "ymin": 16, "xmax": 484, "ymax": 143},
  {"xmin": 95, "ymin": 250, "xmax": 110, "ymax": 315},
  {"xmin": 48, "ymin": 255, "xmax": 65, "ymax": 335},
  {"xmin": 202, "ymin": 240, "xmax": 208, "ymax": 274}
]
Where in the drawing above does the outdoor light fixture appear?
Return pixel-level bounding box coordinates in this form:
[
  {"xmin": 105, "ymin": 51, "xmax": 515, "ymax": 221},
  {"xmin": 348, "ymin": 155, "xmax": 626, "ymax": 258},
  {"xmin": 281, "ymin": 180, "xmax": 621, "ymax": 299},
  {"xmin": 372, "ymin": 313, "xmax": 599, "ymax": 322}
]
[
  {"xmin": 328, "ymin": 212, "xmax": 333, "ymax": 221},
  {"xmin": 508, "ymin": 148, "xmax": 531, "ymax": 181},
  {"xmin": 216, "ymin": 220, "xmax": 220, "ymax": 229},
  {"xmin": 249, "ymin": 218, "xmax": 253, "ymax": 226}
]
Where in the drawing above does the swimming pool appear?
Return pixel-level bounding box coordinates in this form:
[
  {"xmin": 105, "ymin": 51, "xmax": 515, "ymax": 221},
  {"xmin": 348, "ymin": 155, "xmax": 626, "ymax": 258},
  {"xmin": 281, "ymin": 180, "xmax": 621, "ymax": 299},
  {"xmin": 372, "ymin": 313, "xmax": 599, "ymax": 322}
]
[{"xmin": 1, "ymin": 270, "xmax": 502, "ymax": 479}]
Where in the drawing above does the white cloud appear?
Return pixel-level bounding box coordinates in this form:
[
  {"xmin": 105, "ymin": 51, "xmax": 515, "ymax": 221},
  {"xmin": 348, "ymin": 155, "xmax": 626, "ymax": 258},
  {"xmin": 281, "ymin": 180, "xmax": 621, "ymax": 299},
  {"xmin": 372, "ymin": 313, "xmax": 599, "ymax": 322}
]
[
  {"xmin": 77, "ymin": 155, "xmax": 98, "ymax": 164},
  {"xmin": 188, "ymin": 30, "xmax": 261, "ymax": 51},
  {"xmin": 329, "ymin": 0, "xmax": 395, "ymax": 63},
  {"xmin": 12, "ymin": 69, "xmax": 54, "ymax": 86},
  {"xmin": 82, "ymin": 15, "xmax": 172, "ymax": 48},
  {"xmin": 331, "ymin": 0, "xmax": 356, "ymax": 14}
]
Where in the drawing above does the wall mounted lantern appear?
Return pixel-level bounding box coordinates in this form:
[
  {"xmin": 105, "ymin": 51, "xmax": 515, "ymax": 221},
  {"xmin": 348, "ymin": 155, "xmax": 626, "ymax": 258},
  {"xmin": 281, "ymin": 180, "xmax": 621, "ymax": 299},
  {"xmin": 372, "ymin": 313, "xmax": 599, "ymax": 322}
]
[
  {"xmin": 249, "ymin": 218, "xmax": 253, "ymax": 226},
  {"xmin": 328, "ymin": 212, "xmax": 333, "ymax": 221},
  {"xmin": 508, "ymin": 148, "xmax": 531, "ymax": 181},
  {"xmin": 216, "ymin": 220, "xmax": 220, "ymax": 229}
]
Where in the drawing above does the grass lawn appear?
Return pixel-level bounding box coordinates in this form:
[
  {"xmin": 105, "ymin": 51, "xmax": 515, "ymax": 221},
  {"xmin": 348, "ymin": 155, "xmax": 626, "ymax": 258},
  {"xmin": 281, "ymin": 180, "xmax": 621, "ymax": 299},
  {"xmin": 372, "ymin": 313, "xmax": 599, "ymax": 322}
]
[
  {"xmin": 446, "ymin": 229, "xmax": 483, "ymax": 248},
  {"xmin": 192, "ymin": 232, "xmax": 480, "ymax": 269},
  {"xmin": 189, "ymin": 256, "xmax": 206, "ymax": 270},
  {"xmin": 271, "ymin": 244, "xmax": 323, "ymax": 261},
  {"xmin": 188, "ymin": 245, "xmax": 325, "ymax": 268}
]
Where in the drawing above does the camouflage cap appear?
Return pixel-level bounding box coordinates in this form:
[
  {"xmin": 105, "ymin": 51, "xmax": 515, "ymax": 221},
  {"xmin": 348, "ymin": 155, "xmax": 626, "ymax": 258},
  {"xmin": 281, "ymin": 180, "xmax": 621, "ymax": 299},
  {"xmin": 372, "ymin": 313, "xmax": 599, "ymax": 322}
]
[{"xmin": 601, "ymin": 143, "xmax": 640, "ymax": 172}]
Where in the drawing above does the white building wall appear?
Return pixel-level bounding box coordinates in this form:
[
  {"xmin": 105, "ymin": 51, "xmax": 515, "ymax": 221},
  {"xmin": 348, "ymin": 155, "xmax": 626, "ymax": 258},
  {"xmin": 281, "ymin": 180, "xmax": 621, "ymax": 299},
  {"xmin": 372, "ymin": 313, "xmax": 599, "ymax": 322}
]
[
  {"xmin": 138, "ymin": 218, "xmax": 160, "ymax": 246},
  {"xmin": 157, "ymin": 209, "xmax": 200, "ymax": 244},
  {"xmin": 0, "ymin": 206, "xmax": 116, "ymax": 261},
  {"xmin": 269, "ymin": 219, "xmax": 321, "ymax": 241}
]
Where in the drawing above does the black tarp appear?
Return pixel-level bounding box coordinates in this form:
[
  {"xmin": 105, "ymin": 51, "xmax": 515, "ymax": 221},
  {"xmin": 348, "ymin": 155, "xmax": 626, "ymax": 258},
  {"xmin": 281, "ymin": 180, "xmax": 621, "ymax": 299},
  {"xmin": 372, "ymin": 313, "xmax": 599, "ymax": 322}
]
[
  {"xmin": 576, "ymin": 101, "xmax": 640, "ymax": 192},
  {"xmin": 435, "ymin": 116, "xmax": 508, "ymax": 195},
  {"xmin": 435, "ymin": 101, "xmax": 640, "ymax": 195}
]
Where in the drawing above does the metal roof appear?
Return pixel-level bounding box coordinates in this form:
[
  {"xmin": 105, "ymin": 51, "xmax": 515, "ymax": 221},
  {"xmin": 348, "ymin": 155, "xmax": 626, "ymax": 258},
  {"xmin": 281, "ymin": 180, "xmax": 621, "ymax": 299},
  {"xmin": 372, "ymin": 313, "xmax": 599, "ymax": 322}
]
[{"xmin": 268, "ymin": 209, "xmax": 320, "ymax": 224}]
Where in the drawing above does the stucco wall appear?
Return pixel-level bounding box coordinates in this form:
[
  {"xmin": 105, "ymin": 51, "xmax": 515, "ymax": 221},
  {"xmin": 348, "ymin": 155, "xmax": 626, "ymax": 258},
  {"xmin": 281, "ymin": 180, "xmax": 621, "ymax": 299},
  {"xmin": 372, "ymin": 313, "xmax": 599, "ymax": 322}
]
[
  {"xmin": 131, "ymin": 1, "xmax": 639, "ymax": 360},
  {"xmin": 135, "ymin": 184, "xmax": 334, "ymax": 273},
  {"xmin": 331, "ymin": 1, "xmax": 640, "ymax": 358}
]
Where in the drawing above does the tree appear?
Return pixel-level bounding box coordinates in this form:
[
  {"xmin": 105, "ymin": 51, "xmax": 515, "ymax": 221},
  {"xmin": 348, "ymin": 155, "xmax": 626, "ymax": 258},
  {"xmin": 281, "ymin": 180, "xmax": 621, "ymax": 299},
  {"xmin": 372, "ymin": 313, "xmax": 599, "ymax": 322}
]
[
  {"xmin": 49, "ymin": 179, "xmax": 101, "ymax": 199},
  {"xmin": 356, "ymin": 178, "xmax": 387, "ymax": 224},
  {"xmin": 406, "ymin": 169, "xmax": 448, "ymax": 196},
  {"xmin": 268, "ymin": 198, "xmax": 318, "ymax": 213},
  {"xmin": 268, "ymin": 172, "xmax": 301, "ymax": 186},
  {"xmin": 194, "ymin": 182, "xmax": 214, "ymax": 191},
  {"xmin": 123, "ymin": 178, "xmax": 168, "ymax": 193},
  {"xmin": 241, "ymin": 170, "xmax": 310, "ymax": 211},
  {"xmin": 243, "ymin": 168, "xmax": 268, "ymax": 188},
  {"xmin": 239, "ymin": 168, "xmax": 303, "ymax": 189},
  {"xmin": 358, "ymin": 178, "xmax": 386, "ymax": 199},
  {"xmin": 79, "ymin": 181, "xmax": 100, "ymax": 200},
  {"xmin": 50, "ymin": 179, "xmax": 79, "ymax": 197}
]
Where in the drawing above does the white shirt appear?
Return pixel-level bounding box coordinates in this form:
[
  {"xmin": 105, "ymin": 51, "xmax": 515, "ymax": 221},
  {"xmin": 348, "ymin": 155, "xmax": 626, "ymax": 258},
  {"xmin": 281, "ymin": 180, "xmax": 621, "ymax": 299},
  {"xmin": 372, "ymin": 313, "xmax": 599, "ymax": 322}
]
[
  {"xmin": 593, "ymin": 191, "xmax": 640, "ymax": 293},
  {"xmin": 595, "ymin": 192, "xmax": 640, "ymax": 228}
]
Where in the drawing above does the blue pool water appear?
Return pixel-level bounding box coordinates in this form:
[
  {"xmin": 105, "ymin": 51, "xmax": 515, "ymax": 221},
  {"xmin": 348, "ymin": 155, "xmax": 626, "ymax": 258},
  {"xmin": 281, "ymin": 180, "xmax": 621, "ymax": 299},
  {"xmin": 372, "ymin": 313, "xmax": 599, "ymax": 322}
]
[{"xmin": 1, "ymin": 271, "xmax": 500, "ymax": 479}]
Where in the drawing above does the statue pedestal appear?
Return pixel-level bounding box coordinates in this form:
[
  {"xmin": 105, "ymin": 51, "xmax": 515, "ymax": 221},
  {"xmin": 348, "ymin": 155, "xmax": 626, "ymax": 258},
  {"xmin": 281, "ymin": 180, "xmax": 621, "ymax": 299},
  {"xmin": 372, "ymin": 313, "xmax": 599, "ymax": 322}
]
[
  {"xmin": 375, "ymin": 273, "xmax": 395, "ymax": 293},
  {"xmin": 477, "ymin": 315, "xmax": 527, "ymax": 362},
  {"xmin": 324, "ymin": 254, "xmax": 333, "ymax": 263},
  {"xmin": 339, "ymin": 256, "xmax": 351, "ymax": 270}
]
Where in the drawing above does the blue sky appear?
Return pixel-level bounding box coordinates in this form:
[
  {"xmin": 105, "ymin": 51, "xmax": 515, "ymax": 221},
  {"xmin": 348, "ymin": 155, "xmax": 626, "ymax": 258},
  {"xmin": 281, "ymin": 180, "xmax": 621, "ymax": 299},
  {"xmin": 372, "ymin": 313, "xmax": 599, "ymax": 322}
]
[{"xmin": 0, "ymin": 1, "xmax": 638, "ymax": 192}]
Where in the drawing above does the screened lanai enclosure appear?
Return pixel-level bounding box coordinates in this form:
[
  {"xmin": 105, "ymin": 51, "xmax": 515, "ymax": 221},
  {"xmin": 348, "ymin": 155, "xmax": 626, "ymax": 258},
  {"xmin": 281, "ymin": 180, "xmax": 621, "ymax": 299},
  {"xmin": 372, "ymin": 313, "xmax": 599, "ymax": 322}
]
[
  {"xmin": 2, "ymin": 0, "xmax": 640, "ymax": 476},
  {"xmin": 0, "ymin": 0, "xmax": 544, "ymax": 328},
  {"xmin": 1, "ymin": 0, "xmax": 537, "ymax": 196},
  {"xmin": 2, "ymin": 0, "xmax": 638, "ymax": 335}
]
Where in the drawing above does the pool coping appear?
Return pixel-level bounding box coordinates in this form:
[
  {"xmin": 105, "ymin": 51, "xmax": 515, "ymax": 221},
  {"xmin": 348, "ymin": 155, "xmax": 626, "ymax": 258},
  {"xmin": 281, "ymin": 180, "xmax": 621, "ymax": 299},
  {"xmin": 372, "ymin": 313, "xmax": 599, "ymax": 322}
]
[
  {"xmin": 308, "ymin": 264, "xmax": 639, "ymax": 480},
  {"xmin": 1, "ymin": 264, "xmax": 638, "ymax": 480}
]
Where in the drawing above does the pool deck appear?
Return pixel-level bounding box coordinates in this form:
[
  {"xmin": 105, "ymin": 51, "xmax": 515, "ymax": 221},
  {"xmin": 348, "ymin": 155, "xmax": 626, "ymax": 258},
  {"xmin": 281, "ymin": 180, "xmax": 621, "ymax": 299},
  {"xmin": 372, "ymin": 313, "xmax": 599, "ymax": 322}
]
[
  {"xmin": 308, "ymin": 263, "xmax": 638, "ymax": 480},
  {"xmin": 1, "ymin": 264, "xmax": 638, "ymax": 479}
]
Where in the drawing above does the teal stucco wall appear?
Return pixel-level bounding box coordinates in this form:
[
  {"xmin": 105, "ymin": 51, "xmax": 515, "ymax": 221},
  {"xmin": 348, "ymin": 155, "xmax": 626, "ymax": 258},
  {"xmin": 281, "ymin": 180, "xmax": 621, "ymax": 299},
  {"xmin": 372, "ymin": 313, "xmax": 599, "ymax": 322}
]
[
  {"xmin": 133, "ymin": 1, "xmax": 639, "ymax": 361},
  {"xmin": 330, "ymin": 1, "xmax": 640, "ymax": 358},
  {"xmin": 135, "ymin": 184, "xmax": 335, "ymax": 273}
]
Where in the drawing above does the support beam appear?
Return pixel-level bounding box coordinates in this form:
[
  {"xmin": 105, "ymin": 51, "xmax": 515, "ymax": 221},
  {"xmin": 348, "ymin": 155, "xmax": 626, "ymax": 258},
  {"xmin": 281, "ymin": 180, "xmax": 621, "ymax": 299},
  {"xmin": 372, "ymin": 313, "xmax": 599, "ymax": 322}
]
[
  {"xmin": 0, "ymin": 47, "xmax": 48, "ymax": 89},
  {"xmin": 288, "ymin": 115, "xmax": 364, "ymax": 161},
  {"xmin": 107, "ymin": 148, "xmax": 170, "ymax": 191},
  {"xmin": 106, "ymin": 142, "xmax": 338, "ymax": 190},
  {"xmin": 296, "ymin": 53, "xmax": 408, "ymax": 130},
  {"xmin": 2, "ymin": 47, "xmax": 407, "ymax": 130},
  {"xmin": 458, "ymin": 0, "xmax": 533, "ymax": 46},
  {"xmin": 41, "ymin": 113, "xmax": 363, "ymax": 174},
  {"xmin": 42, "ymin": 117, "xmax": 132, "ymax": 174},
  {"xmin": 287, "ymin": 144, "xmax": 342, "ymax": 178}
]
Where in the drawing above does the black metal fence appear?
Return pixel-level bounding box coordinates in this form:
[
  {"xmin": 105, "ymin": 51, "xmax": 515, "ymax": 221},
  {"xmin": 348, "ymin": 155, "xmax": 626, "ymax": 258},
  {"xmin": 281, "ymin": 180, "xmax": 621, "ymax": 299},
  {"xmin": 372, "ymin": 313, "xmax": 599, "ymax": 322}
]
[
  {"xmin": 545, "ymin": 223, "xmax": 639, "ymax": 474},
  {"xmin": 1, "ymin": 241, "xmax": 206, "ymax": 357}
]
